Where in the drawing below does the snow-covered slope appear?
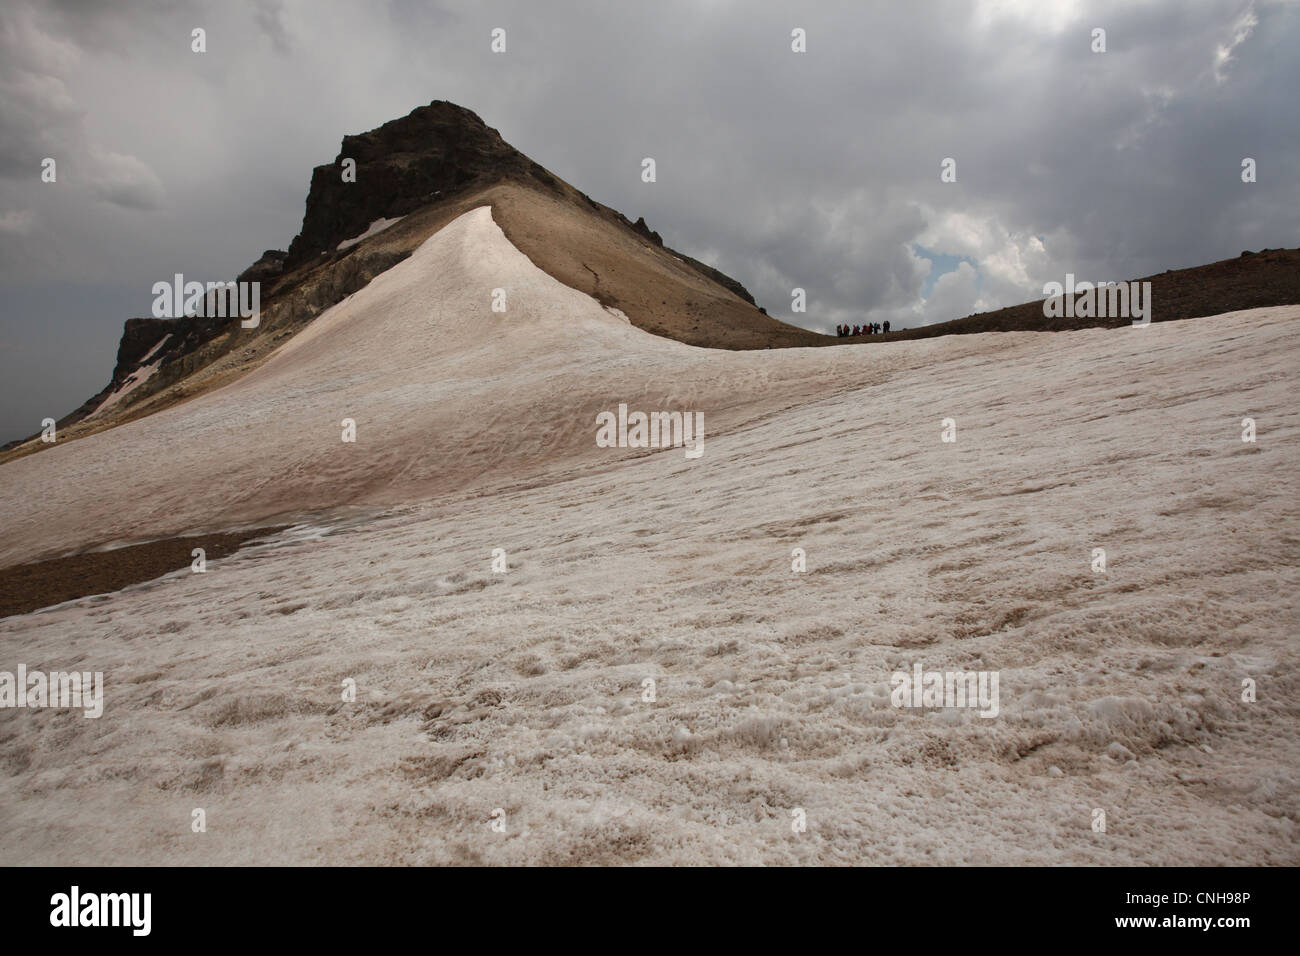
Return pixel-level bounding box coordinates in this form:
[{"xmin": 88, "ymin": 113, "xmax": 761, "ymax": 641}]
[
  {"xmin": 0, "ymin": 206, "xmax": 895, "ymax": 567},
  {"xmin": 0, "ymin": 208, "xmax": 1296, "ymax": 864}
]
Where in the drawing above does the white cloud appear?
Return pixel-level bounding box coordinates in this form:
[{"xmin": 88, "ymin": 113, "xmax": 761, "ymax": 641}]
[
  {"xmin": 1215, "ymin": 4, "xmax": 1259, "ymax": 84},
  {"xmin": 915, "ymin": 210, "xmax": 1058, "ymax": 312},
  {"xmin": 973, "ymin": 0, "xmax": 1086, "ymax": 34},
  {"xmin": 922, "ymin": 260, "xmax": 984, "ymax": 324}
]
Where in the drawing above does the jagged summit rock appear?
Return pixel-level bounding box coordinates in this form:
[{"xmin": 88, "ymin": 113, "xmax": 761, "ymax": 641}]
[
  {"xmin": 285, "ymin": 101, "xmax": 550, "ymax": 268},
  {"xmin": 631, "ymin": 216, "xmax": 662, "ymax": 246}
]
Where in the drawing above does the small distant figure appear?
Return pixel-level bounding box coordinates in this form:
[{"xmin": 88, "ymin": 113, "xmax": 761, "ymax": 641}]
[
  {"xmin": 883, "ymin": 321, "xmax": 890, "ymax": 334},
  {"xmin": 836, "ymin": 324, "xmax": 843, "ymax": 337},
  {"xmin": 851, "ymin": 325, "xmax": 859, "ymax": 336}
]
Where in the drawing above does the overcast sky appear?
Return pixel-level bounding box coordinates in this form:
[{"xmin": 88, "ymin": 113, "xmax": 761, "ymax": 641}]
[{"xmin": 1, "ymin": 0, "xmax": 1296, "ymax": 443}]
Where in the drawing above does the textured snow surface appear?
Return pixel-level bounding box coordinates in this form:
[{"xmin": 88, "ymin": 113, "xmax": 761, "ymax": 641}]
[{"xmin": 0, "ymin": 208, "xmax": 1296, "ymax": 864}]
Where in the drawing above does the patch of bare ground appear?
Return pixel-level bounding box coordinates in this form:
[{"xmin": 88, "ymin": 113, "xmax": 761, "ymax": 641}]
[{"xmin": 0, "ymin": 526, "xmax": 287, "ymax": 618}]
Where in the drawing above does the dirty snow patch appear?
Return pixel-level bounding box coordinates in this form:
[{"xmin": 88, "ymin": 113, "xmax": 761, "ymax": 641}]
[{"xmin": 337, "ymin": 217, "xmax": 404, "ymax": 251}]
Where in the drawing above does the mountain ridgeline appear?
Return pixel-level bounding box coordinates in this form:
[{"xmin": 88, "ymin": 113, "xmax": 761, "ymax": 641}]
[
  {"xmin": 5, "ymin": 100, "xmax": 1299, "ymax": 459},
  {"xmin": 5, "ymin": 101, "xmax": 828, "ymax": 458}
]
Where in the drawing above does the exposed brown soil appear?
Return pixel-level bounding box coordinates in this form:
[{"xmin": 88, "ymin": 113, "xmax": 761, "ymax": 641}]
[
  {"xmin": 486, "ymin": 181, "xmax": 825, "ymax": 349},
  {"xmin": 0, "ymin": 526, "xmax": 287, "ymax": 618}
]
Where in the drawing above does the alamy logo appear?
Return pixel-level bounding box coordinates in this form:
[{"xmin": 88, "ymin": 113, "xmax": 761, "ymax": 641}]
[
  {"xmin": 890, "ymin": 661, "xmax": 1000, "ymax": 718},
  {"xmin": 50, "ymin": 886, "xmax": 150, "ymax": 936},
  {"xmin": 152, "ymin": 273, "xmax": 260, "ymax": 328},
  {"xmin": 1042, "ymin": 274, "xmax": 1151, "ymax": 326},
  {"xmin": 0, "ymin": 665, "xmax": 103, "ymax": 718},
  {"xmin": 595, "ymin": 403, "xmax": 704, "ymax": 459}
]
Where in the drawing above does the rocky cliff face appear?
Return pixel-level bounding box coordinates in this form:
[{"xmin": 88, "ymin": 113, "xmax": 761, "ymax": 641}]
[{"xmin": 284, "ymin": 102, "xmax": 551, "ymax": 269}]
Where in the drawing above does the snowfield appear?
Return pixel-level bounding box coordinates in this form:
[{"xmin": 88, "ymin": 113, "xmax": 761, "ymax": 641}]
[{"xmin": 1, "ymin": 208, "xmax": 1296, "ymax": 865}]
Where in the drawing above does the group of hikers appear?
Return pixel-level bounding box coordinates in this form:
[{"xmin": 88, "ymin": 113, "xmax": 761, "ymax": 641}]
[{"xmin": 836, "ymin": 321, "xmax": 890, "ymax": 337}]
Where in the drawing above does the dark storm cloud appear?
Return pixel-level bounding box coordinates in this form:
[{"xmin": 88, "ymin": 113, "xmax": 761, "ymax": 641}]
[{"xmin": 0, "ymin": 0, "xmax": 1296, "ymax": 441}]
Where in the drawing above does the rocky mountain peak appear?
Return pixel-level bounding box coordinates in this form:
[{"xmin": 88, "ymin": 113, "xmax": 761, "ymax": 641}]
[{"xmin": 283, "ymin": 100, "xmax": 552, "ymax": 268}]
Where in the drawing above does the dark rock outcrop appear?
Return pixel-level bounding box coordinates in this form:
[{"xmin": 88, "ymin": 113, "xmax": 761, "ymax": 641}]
[
  {"xmin": 238, "ymin": 249, "xmax": 288, "ymax": 286},
  {"xmin": 284, "ymin": 102, "xmax": 546, "ymax": 268},
  {"xmin": 632, "ymin": 216, "xmax": 663, "ymax": 246}
]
